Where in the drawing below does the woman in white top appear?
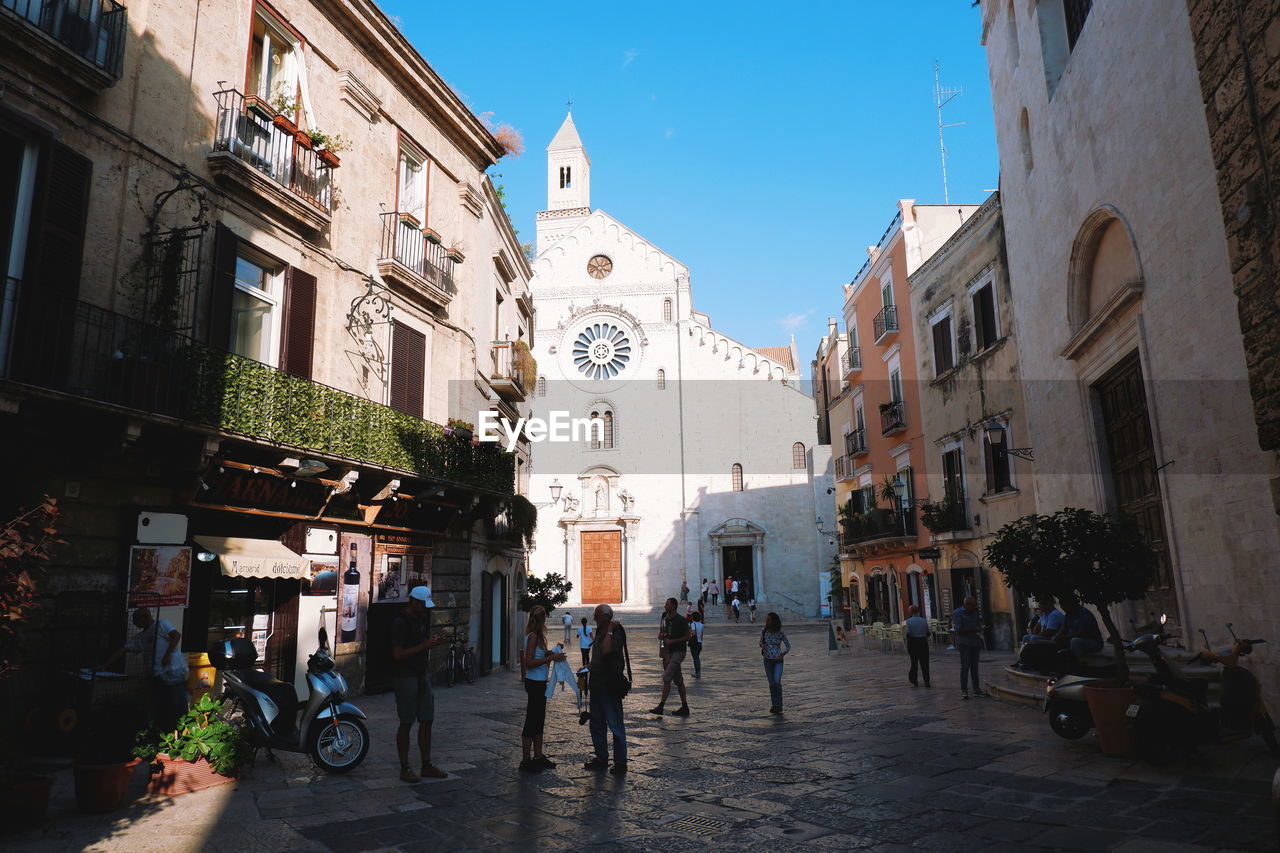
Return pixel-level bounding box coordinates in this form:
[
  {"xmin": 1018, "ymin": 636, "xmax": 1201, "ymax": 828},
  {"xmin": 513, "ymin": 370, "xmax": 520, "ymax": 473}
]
[
  {"xmin": 520, "ymin": 606, "xmax": 566, "ymax": 773},
  {"xmin": 577, "ymin": 616, "xmax": 594, "ymax": 666},
  {"xmin": 689, "ymin": 610, "xmax": 705, "ymax": 678}
]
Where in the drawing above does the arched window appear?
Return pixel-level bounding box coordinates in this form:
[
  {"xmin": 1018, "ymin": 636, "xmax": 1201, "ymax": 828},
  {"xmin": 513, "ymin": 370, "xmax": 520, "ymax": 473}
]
[
  {"xmin": 589, "ymin": 410, "xmax": 601, "ymax": 450},
  {"xmin": 792, "ymin": 442, "xmax": 806, "ymax": 469},
  {"xmin": 731, "ymin": 463, "xmax": 743, "ymax": 492},
  {"xmin": 663, "ymin": 299, "xmax": 673, "ymax": 322},
  {"xmin": 657, "ymin": 369, "xmax": 666, "ymax": 390},
  {"xmin": 537, "ymin": 375, "xmax": 547, "ymax": 397},
  {"xmin": 603, "ymin": 411, "xmax": 614, "ymax": 449}
]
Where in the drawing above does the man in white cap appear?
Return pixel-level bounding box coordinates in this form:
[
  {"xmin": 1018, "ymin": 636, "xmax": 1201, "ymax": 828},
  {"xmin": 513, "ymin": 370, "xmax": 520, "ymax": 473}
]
[{"xmin": 392, "ymin": 585, "xmax": 446, "ymax": 782}]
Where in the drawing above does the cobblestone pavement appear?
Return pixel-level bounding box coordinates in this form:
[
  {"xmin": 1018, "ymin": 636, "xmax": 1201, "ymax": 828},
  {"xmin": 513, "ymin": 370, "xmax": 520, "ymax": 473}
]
[{"xmin": 9, "ymin": 622, "xmax": 1278, "ymax": 852}]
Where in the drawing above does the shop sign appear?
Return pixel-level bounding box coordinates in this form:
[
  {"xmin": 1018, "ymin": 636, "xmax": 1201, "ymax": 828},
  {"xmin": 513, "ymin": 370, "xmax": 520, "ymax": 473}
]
[
  {"xmin": 195, "ymin": 467, "xmax": 329, "ymax": 515},
  {"xmin": 128, "ymin": 545, "xmax": 192, "ymax": 607},
  {"xmin": 917, "ymin": 547, "xmax": 941, "ymax": 561}
]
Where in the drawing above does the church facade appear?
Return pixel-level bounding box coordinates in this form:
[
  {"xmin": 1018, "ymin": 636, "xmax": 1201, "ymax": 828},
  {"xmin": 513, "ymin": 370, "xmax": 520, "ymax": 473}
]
[{"xmin": 526, "ymin": 114, "xmax": 836, "ymax": 616}]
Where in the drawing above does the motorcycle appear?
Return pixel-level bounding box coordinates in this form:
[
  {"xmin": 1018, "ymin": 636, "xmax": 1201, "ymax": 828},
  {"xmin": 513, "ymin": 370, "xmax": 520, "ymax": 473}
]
[
  {"xmin": 209, "ymin": 625, "xmax": 370, "ymax": 773},
  {"xmin": 1132, "ymin": 624, "xmax": 1280, "ymax": 764}
]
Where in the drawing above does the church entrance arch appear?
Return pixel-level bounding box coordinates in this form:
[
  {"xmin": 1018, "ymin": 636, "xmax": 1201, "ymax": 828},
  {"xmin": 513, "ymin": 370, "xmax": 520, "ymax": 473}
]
[{"xmin": 708, "ymin": 518, "xmax": 766, "ymax": 602}]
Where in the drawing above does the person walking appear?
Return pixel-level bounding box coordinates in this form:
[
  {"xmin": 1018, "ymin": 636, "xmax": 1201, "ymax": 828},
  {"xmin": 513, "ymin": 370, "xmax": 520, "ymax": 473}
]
[
  {"xmin": 903, "ymin": 605, "xmax": 931, "ymax": 687},
  {"xmin": 389, "ymin": 586, "xmax": 447, "ymax": 782},
  {"xmin": 680, "ymin": 580, "xmax": 690, "ymax": 604},
  {"xmin": 760, "ymin": 612, "xmax": 792, "ymax": 714},
  {"xmin": 650, "ymin": 598, "xmax": 692, "ymax": 717},
  {"xmin": 731, "ymin": 596, "xmax": 741, "ymax": 623},
  {"xmin": 708, "ymin": 579, "xmax": 720, "ymax": 606},
  {"xmin": 747, "ymin": 597, "xmax": 757, "ymax": 623},
  {"xmin": 584, "ymin": 604, "xmax": 629, "ymax": 774},
  {"xmin": 699, "ymin": 578, "xmax": 709, "ymax": 606},
  {"xmin": 724, "ymin": 576, "xmax": 735, "ymax": 616},
  {"xmin": 562, "ymin": 610, "xmax": 573, "ymax": 645},
  {"xmin": 576, "ymin": 616, "xmax": 594, "ymax": 667},
  {"xmin": 519, "ymin": 606, "xmax": 567, "ymax": 773},
  {"xmin": 952, "ymin": 596, "xmax": 987, "ymax": 699},
  {"xmin": 689, "ymin": 610, "xmax": 705, "ymax": 678}
]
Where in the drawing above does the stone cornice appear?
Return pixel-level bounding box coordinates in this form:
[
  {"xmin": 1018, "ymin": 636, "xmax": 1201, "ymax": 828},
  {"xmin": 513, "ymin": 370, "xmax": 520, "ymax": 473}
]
[
  {"xmin": 1060, "ymin": 280, "xmax": 1145, "ymax": 360},
  {"xmin": 909, "ymin": 193, "xmax": 1002, "ymax": 288}
]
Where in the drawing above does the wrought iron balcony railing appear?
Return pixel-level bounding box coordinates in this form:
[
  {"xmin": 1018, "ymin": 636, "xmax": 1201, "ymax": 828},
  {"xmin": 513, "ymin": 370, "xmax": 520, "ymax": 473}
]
[
  {"xmin": 490, "ymin": 340, "xmax": 533, "ymax": 402},
  {"xmin": 873, "ymin": 305, "xmax": 898, "ymax": 342},
  {"xmin": 842, "ymin": 347, "xmax": 861, "ymax": 375},
  {"xmin": 377, "ymin": 212, "xmax": 456, "ymax": 303},
  {"xmin": 211, "ymin": 88, "xmax": 332, "ymax": 213},
  {"xmin": 2, "ymin": 0, "xmax": 127, "ymax": 78},
  {"xmin": 845, "ymin": 428, "xmax": 867, "ymax": 457},
  {"xmin": 834, "ymin": 455, "xmax": 853, "ymax": 482},
  {"xmin": 839, "ymin": 508, "xmax": 914, "ymax": 548},
  {"xmin": 0, "ymin": 278, "xmax": 514, "ymax": 494},
  {"xmin": 880, "ymin": 400, "xmax": 906, "ymax": 436}
]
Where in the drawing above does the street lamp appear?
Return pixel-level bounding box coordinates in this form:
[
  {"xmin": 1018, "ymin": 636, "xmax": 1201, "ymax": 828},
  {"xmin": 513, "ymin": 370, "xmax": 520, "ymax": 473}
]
[
  {"xmin": 889, "ymin": 475, "xmax": 930, "ymax": 536},
  {"xmin": 534, "ymin": 479, "xmax": 564, "ymax": 509},
  {"xmin": 984, "ymin": 423, "xmax": 1035, "ymax": 462},
  {"xmin": 814, "ymin": 517, "xmax": 836, "ymax": 546}
]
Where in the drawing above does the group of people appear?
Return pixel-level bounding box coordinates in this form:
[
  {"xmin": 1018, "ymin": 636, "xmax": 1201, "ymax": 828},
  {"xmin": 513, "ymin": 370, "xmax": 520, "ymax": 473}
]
[
  {"xmin": 898, "ymin": 596, "xmax": 989, "ymax": 698},
  {"xmin": 510, "ymin": 597, "xmax": 794, "ymax": 777},
  {"xmin": 685, "ymin": 576, "xmax": 756, "ymax": 622},
  {"xmin": 1016, "ymin": 595, "xmax": 1103, "ymax": 675}
]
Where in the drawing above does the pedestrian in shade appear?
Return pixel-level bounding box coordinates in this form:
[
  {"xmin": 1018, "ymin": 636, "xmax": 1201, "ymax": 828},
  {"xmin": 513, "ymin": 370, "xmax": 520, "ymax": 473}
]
[
  {"xmin": 577, "ymin": 616, "xmax": 594, "ymax": 667},
  {"xmin": 760, "ymin": 612, "xmax": 792, "ymax": 714},
  {"xmin": 650, "ymin": 598, "xmax": 692, "ymax": 716},
  {"xmin": 708, "ymin": 579, "xmax": 720, "ymax": 606},
  {"xmin": 731, "ymin": 596, "xmax": 741, "ymax": 623},
  {"xmin": 903, "ymin": 605, "xmax": 931, "ymax": 687},
  {"xmin": 562, "ymin": 610, "xmax": 573, "ymax": 645},
  {"xmin": 680, "ymin": 580, "xmax": 690, "ymax": 604},
  {"xmin": 700, "ymin": 578, "xmax": 709, "ymax": 606},
  {"xmin": 584, "ymin": 604, "xmax": 629, "ymax": 774},
  {"xmin": 519, "ymin": 606, "xmax": 567, "ymax": 773},
  {"xmin": 688, "ymin": 610, "xmax": 704, "ymax": 678},
  {"xmin": 952, "ymin": 596, "xmax": 987, "ymax": 699}
]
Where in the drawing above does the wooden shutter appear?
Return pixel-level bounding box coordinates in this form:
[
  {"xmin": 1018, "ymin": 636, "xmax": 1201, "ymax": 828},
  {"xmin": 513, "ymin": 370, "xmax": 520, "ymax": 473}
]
[
  {"xmin": 973, "ymin": 284, "xmax": 998, "ymax": 351},
  {"xmin": 389, "ymin": 321, "xmax": 426, "ymax": 417},
  {"xmin": 932, "ymin": 316, "xmax": 953, "ymax": 374},
  {"xmin": 209, "ymin": 223, "xmax": 239, "ymax": 347},
  {"xmin": 281, "ymin": 266, "xmax": 316, "ymax": 378},
  {"xmin": 27, "ymin": 143, "xmax": 92, "ymax": 301}
]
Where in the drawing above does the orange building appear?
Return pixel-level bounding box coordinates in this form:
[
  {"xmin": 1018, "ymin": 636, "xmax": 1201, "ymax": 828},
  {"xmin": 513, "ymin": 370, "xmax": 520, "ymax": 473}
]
[{"xmin": 829, "ymin": 201, "xmax": 980, "ymax": 623}]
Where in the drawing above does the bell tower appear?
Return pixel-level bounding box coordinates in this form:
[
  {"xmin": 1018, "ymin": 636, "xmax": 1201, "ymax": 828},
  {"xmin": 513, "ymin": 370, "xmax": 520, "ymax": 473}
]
[{"xmin": 536, "ymin": 110, "xmax": 592, "ymax": 255}]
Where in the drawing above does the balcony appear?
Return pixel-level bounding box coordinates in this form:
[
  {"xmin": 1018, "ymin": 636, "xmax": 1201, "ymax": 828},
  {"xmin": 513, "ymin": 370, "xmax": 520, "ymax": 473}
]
[
  {"xmin": 845, "ymin": 428, "xmax": 868, "ymax": 458},
  {"xmin": 377, "ymin": 212, "xmax": 457, "ymax": 309},
  {"xmin": 490, "ymin": 340, "xmax": 534, "ymax": 403},
  {"xmin": 873, "ymin": 305, "xmax": 898, "ymax": 343},
  {"xmin": 1, "ymin": 0, "xmax": 126, "ymax": 92},
  {"xmin": 880, "ymin": 400, "xmax": 906, "ymax": 436},
  {"xmin": 842, "ymin": 347, "xmax": 861, "ymax": 376},
  {"xmin": 920, "ymin": 496, "xmax": 974, "ymax": 542},
  {"xmin": 834, "ymin": 455, "xmax": 854, "ymax": 482},
  {"xmin": 208, "ymin": 89, "xmax": 333, "ymax": 233},
  {"xmin": 0, "ymin": 278, "xmax": 515, "ymax": 494},
  {"xmin": 839, "ymin": 508, "xmax": 916, "ymax": 550}
]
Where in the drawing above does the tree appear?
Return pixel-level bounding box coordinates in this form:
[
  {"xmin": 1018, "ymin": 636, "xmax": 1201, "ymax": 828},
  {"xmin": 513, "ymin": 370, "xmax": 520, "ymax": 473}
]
[
  {"xmin": 984, "ymin": 507, "xmax": 1157, "ymax": 682},
  {"xmin": 1, "ymin": 496, "xmax": 65, "ymax": 680},
  {"xmin": 518, "ymin": 572, "xmax": 572, "ymax": 615}
]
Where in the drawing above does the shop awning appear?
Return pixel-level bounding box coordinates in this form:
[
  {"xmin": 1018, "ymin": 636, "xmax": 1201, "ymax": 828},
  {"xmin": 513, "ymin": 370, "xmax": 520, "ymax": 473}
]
[{"xmin": 193, "ymin": 536, "xmax": 310, "ymax": 580}]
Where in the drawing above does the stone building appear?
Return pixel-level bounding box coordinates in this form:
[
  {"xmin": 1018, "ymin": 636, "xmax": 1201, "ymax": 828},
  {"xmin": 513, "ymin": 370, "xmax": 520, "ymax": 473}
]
[
  {"xmin": 830, "ymin": 200, "xmax": 980, "ymax": 627},
  {"xmin": 1183, "ymin": 0, "xmax": 1280, "ymax": 512},
  {"xmin": 0, "ymin": 0, "xmax": 532, "ymax": 721},
  {"xmin": 906, "ymin": 193, "xmax": 1035, "ymax": 649},
  {"xmin": 978, "ymin": 0, "xmax": 1280, "ymax": 687},
  {"xmin": 526, "ymin": 113, "xmax": 835, "ymax": 617}
]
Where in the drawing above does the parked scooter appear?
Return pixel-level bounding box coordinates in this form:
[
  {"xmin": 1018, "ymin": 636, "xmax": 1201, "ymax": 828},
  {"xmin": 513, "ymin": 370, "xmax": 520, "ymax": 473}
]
[
  {"xmin": 210, "ymin": 625, "xmax": 370, "ymax": 773},
  {"xmin": 1132, "ymin": 624, "xmax": 1280, "ymax": 763}
]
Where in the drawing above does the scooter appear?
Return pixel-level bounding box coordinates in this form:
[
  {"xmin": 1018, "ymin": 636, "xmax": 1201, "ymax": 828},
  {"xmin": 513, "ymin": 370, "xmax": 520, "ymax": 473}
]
[
  {"xmin": 209, "ymin": 625, "xmax": 370, "ymax": 773},
  {"xmin": 1132, "ymin": 624, "xmax": 1280, "ymax": 763}
]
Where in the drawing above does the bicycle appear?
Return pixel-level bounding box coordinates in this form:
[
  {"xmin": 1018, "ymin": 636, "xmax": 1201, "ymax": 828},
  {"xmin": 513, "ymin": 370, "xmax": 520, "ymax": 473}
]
[{"xmin": 445, "ymin": 632, "xmax": 477, "ymax": 686}]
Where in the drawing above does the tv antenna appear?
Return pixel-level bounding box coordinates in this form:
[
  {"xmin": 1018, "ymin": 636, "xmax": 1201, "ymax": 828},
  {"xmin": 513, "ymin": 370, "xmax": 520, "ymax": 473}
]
[{"xmin": 933, "ymin": 61, "xmax": 965, "ymax": 204}]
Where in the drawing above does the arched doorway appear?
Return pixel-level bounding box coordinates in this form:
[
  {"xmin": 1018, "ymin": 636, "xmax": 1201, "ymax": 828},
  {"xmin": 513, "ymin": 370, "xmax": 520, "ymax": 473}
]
[
  {"xmin": 708, "ymin": 518, "xmax": 766, "ymax": 601},
  {"xmin": 866, "ymin": 568, "xmax": 890, "ymax": 623},
  {"xmin": 480, "ymin": 557, "xmax": 510, "ymax": 675}
]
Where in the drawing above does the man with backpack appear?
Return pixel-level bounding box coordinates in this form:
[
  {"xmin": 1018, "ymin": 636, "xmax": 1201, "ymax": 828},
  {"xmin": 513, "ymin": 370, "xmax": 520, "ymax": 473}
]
[{"xmin": 584, "ymin": 604, "xmax": 629, "ymax": 774}]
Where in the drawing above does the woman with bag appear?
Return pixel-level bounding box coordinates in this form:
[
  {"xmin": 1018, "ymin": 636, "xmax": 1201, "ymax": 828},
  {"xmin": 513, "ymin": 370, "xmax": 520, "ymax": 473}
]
[
  {"xmin": 759, "ymin": 612, "xmax": 792, "ymax": 715},
  {"xmin": 520, "ymin": 606, "xmax": 566, "ymax": 773}
]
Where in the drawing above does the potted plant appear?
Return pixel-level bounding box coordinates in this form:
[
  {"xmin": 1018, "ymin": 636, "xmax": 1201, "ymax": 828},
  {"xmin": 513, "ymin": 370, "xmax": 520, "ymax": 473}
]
[
  {"xmin": 269, "ymin": 93, "xmax": 301, "ymax": 136},
  {"xmin": 422, "ymin": 227, "xmax": 443, "ymax": 245},
  {"xmin": 446, "ymin": 418, "xmax": 475, "ymax": 442},
  {"xmin": 985, "ymin": 507, "xmax": 1157, "ymax": 757},
  {"xmin": 134, "ymin": 694, "xmax": 248, "ymax": 796},
  {"xmin": 72, "ymin": 696, "xmax": 146, "ymax": 813},
  {"xmin": 306, "ymin": 130, "xmax": 349, "ymax": 168}
]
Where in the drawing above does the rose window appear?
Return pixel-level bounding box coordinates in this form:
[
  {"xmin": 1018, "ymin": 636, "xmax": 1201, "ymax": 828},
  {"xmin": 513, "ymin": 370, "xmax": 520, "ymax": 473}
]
[{"xmin": 572, "ymin": 323, "xmax": 632, "ymax": 380}]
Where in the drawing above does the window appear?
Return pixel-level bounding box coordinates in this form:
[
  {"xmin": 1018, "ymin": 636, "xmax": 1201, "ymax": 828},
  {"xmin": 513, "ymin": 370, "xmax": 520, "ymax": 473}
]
[
  {"xmin": 880, "ymin": 277, "xmax": 894, "ymax": 307},
  {"xmin": 1064, "ymin": 0, "xmax": 1092, "ymax": 49},
  {"xmin": 589, "ymin": 410, "xmax": 601, "ymax": 449},
  {"xmin": 559, "ymin": 166, "xmax": 571, "ymax": 189},
  {"xmin": 398, "ymin": 144, "xmax": 426, "ymax": 223},
  {"xmin": 663, "ymin": 299, "xmax": 672, "ymax": 322},
  {"xmin": 656, "ymin": 369, "xmax": 666, "ymax": 390},
  {"xmin": 971, "ymin": 279, "xmax": 1000, "ymax": 351},
  {"xmin": 984, "ymin": 425, "xmax": 1015, "ymax": 493},
  {"xmin": 537, "ymin": 375, "xmax": 547, "ymax": 397},
  {"xmin": 389, "ymin": 322, "xmax": 427, "ymax": 417},
  {"xmin": 248, "ymin": 9, "xmax": 300, "ymax": 105},
  {"xmin": 930, "ymin": 310, "xmax": 955, "ymax": 375},
  {"xmin": 589, "ymin": 408, "xmax": 615, "ymax": 450},
  {"xmin": 1037, "ymin": 0, "xmax": 1089, "ymax": 98},
  {"xmin": 1006, "ymin": 0, "xmax": 1019, "ymax": 67},
  {"xmin": 603, "ymin": 411, "xmax": 614, "ymax": 449},
  {"xmin": 731, "ymin": 463, "xmax": 743, "ymax": 492},
  {"xmin": 1018, "ymin": 109, "xmax": 1033, "ymax": 174},
  {"xmin": 942, "ymin": 447, "xmax": 966, "ymax": 509},
  {"xmin": 231, "ymin": 251, "xmax": 281, "ymax": 363},
  {"xmin": 792, "ymin": 442, "xmax": 806, "ymax": 470},
  {"xmin": 889, "ymin": 367, "xmax": 903, "ymax": 402}
]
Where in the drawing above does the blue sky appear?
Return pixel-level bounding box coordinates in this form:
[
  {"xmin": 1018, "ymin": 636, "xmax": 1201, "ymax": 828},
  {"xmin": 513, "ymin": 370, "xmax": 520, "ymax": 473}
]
[{"xmin": 380, "ymin": 1, "xmax": 999, "ymax": 356}]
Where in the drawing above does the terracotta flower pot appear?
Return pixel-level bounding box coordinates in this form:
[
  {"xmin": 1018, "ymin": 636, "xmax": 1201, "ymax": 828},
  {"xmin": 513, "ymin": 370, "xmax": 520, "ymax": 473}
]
[
  {"xmin": 272, "ymin": 113, "xmax": 299, "ymax": 136},
  {"xmin": 294, "ymin": 129, "xmax": 314, "ymax": 149},
  {"xmin": 422, "ymin": 227, "xmax": 443, "ymax": 245},
  {"xmin": 317, "ymin": 148, "xmax": 341, "ymax": 168},
  {"xmin": 1083, "ymin": 682, "xmax": 1139, "ymax": 758},
  {"xmin": 146, "ymin": 753, "xmax": 235, "ymax": 796},
  {"xmin": 74, "ymin": 759, "xmax": 141, "ymax": 813}
]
